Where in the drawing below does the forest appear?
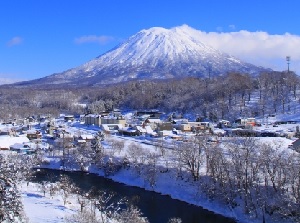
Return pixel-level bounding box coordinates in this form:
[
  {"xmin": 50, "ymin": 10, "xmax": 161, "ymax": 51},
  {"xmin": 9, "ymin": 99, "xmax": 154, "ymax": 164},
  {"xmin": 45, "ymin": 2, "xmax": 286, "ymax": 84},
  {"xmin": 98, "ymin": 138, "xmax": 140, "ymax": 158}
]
[{"xmin": 0, "ymin": 71, "xmax": 299, "ymax": 121}]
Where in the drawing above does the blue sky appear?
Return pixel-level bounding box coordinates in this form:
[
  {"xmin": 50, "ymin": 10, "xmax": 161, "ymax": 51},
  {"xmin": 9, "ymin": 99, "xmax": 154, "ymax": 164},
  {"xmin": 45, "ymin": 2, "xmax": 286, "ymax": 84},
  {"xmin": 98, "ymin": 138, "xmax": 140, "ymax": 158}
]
[{"xmin": 1, "ymin": 0, "xmax": 300, "ymax": 83}]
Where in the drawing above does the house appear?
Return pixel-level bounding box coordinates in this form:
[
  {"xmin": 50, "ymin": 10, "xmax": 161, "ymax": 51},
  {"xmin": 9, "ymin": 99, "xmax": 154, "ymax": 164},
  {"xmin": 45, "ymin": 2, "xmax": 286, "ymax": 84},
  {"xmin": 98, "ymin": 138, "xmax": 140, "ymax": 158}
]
[
  {"xmin": 118, "ymin": 126, "xmax": 141, "ymax": 136},
  {"xmin": 84, "ymin": 114, "xmax": 126, "ymax": 127},
  {"xmin": 0, "ymin": 135, "xmax": 29, "ymax": 150},
  {"xmin": 79, "ymin": 134, "xmax": 94, "ymax": 142},
  {"xmin": 101, "ymin": 124, "xmax": 123, "ymax": 134},
  {"xmin": 136, "ymin": 125, "xmax": 156, "ymax": 136},
  {"xmin": 189, "ymin": 122, "xmax": 213, "ymax": 134},
  {"xmin": 179, "ymin": 123, "xmax": 191, "ymax": 132},
  {"xmin": 10, "ymin": 143, "xmax": 34, "ymax": 154},
  {"xmin": 64, "ymin": 115, "xmax": 74, "ymax": 122},
  {"xmin": 235, "ymin": 118, "xmax": 256, "ymax": 127},
  {"xmin": 218, "ymin": 120, "xmax": 231, "ymax": 128},
  {"xmin": 144, "ymin": 118, "xmax": 161, "ymax": 130},
  {"xmin": 100, "ymin": 117, "xmax": 126, "ymax": 125},
  {"xmin": 26, "ymin": 130, "xmax": 42, "ymax": 140},
  {"xmin": 85, "ymin": 114, "xmax": 101, "ymax": 126},
  {"xmin": 0, "ymin": 128, "xmax": 13, "ymax": 136}
]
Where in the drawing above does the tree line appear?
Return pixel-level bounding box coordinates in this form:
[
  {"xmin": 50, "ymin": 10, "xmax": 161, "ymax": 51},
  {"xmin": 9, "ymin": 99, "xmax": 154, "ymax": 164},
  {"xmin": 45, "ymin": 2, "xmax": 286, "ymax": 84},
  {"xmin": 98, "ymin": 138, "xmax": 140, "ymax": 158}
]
[
  {"xmin": 45, "ymin": 132, "xmax": 300, "ymax": 222},
  {"xmin": 0, "ymin": 71, "xmax": 299, "ymax": 122}
]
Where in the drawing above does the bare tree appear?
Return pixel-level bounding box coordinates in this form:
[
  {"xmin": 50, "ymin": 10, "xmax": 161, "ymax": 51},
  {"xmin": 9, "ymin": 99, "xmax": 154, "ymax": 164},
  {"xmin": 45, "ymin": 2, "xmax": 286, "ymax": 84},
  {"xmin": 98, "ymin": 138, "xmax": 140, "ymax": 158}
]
[
  {"xmin": 59, "ymin": 175, "xmax": 76, "ymax": 205},
  {"xmin": 127, "ymin": 142, "xmax": 147, "ymax": 175},
  {"xmin": 176, "ymin": 137, "xmax": 205, "ymax": 181},
  {"xmin": 64, "ymin": 208, "xmax": 102, "ymax": 223},
  {"xmin": 117, "ymin": 205, "xmax": 149, "ymax": 223},
  {"xmin": 143, "ymin": 152, "xmax": 159, "ymax": 189}
]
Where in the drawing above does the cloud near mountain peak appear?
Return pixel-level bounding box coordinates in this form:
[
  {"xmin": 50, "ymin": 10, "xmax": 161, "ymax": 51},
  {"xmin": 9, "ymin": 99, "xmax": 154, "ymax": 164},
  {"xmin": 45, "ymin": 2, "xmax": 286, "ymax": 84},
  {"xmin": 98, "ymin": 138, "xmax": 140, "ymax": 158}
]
[{"xmin": 195, "ymin": 29, "xmax": 300, "ymax": 72}]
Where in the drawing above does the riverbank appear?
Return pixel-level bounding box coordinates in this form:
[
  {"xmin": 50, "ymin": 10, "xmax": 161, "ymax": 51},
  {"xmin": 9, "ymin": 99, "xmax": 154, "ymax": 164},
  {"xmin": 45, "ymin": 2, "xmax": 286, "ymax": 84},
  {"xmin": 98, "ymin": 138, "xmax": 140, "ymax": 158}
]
[
  {"xmin": 41, "ymin": 158, "xmax": 241, "ymax": 223},
  {"xmin": 38, "ymin": 134, "xmax": 295, "ymax": 223},
  {"xmin": 29, "ymin": 169, "xmax": 236, "ymax": 223}
]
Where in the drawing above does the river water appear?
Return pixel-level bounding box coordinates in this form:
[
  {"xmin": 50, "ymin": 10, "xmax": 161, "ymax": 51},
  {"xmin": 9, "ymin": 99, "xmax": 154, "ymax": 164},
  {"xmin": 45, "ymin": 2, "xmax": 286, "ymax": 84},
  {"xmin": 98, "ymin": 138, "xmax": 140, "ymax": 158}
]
[{"xmin": 32, "ymin": 169, "xmax": 236, "ymax": 223}]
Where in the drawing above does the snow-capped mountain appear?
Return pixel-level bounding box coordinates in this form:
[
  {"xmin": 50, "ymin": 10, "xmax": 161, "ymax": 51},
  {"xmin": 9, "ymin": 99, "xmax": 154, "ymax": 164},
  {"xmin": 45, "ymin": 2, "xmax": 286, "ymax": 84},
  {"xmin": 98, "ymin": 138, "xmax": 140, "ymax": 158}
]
[{"xmin": 19, "ymin": 25, "xmax": 271, "ymax": 86}]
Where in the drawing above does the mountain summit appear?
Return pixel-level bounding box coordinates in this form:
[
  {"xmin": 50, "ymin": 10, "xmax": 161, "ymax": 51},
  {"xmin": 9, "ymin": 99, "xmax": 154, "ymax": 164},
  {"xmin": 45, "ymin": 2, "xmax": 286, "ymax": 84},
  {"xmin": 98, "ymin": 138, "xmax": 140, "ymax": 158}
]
[{"xmin": 19, "ymin": 25, "xmax": 270, "ymax": 86}]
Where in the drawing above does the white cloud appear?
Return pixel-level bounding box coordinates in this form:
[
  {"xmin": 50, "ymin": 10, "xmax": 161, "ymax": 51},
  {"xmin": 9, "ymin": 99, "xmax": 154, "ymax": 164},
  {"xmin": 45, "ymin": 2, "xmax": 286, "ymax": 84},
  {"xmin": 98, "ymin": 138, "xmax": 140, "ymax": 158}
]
[
  {"xmin": 195, "ymin": 30, "xmax": 300, "ymax": 73},
  {"xmin": 74, "ymin": 35, "xmax": 115, "ymax": 45},
  {"xmin": 6, "ymin": 36, "xmax": 23, "ymax": 47}
]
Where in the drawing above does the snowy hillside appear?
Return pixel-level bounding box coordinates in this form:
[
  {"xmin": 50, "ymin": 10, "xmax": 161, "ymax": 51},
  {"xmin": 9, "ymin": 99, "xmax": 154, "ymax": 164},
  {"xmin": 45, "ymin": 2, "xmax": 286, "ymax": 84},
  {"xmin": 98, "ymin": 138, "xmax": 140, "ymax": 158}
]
[{"xmin": 19, "ymin": 25, "xmax": 270, "ymax": 86}]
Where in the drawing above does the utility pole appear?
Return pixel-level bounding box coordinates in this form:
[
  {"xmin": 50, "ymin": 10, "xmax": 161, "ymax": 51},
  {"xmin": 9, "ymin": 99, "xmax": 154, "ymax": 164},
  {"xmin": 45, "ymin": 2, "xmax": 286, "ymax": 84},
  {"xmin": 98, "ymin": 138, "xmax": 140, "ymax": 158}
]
[
  {"xmin": 62, "ymin": 130, "xmax": 65, "ymax": 170},
  {"xmin": 286, "ymin": 56, "xmax": 291, "ymax": 72}
]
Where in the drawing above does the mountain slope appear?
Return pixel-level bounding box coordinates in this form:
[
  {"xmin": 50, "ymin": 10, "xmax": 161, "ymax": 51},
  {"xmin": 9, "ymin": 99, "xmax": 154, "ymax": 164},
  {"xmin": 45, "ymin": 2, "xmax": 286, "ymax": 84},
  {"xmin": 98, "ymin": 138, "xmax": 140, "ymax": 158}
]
[{"xmin": 17, "ymin": 25, "xmax": 271, "ymax": 86}]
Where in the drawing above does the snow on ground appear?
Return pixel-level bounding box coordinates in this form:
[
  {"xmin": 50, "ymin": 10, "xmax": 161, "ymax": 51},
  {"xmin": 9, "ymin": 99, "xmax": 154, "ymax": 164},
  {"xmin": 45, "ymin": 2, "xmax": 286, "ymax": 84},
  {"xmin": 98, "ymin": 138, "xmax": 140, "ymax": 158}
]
[
  {"xmin": 0, "ymin": 135, "xmax": 29, "ymax": 149},
  {"xmin": 3, "ymin": 112, "xmax": 300, "ymax": 223},
  {"xmin": 19, "ymin": 182, "xmax": 76, "ymax": 223},
  {"xmin": 37, "ymin": 134, "xmax": 296, "ymax": 223}
]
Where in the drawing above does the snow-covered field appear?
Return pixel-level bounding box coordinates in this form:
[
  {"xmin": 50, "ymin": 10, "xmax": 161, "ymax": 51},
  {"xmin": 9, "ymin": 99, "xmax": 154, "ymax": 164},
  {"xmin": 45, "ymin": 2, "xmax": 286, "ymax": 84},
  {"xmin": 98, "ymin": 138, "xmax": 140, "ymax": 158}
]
[{"xmin": 19, "ymin": 182, "xmax": 75, "ymax": 223}]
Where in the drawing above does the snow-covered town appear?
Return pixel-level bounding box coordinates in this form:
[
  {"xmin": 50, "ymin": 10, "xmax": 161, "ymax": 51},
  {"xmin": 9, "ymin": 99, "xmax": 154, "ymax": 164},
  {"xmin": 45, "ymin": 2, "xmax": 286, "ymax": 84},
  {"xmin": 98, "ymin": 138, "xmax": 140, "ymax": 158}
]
[
  {"xmin": 3, "ymin": 2, "xmax": 300, "ymax": 222},
  {"xmin": 1, "ymin": 109, "xmax": 300, "ymax": 223}
]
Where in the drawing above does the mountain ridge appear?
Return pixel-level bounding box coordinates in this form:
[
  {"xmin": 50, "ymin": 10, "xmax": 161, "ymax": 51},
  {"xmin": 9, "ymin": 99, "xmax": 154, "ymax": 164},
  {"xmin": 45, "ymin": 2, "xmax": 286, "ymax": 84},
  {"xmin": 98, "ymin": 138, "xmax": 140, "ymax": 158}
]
[{"xmin": 15, "ymin": 25, "xmax": 271, "ymax": 87}]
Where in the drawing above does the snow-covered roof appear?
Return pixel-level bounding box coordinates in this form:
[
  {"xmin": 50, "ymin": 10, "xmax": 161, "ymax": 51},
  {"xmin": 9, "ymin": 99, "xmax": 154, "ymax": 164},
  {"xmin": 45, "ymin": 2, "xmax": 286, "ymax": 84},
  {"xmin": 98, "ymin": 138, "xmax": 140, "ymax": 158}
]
[
  {"xmin": 119, "ymin": 127, "xmax": 138, "ymax": 133},
  {"xmin": 80, "ymin": 134, "xmax": 94, "ymax": 140},
  {"xmin": 136, "ymin": 125, "xmax": 154, "ymax": 134},
  {"xmin": 101, "ymin": 124, "xmax": 123, "ymax": 131},
  {"xmin": 85, "ymin": 114, "xmax": 99, "ymax": 118},
  {"xmin": 173, "ymin": 119, "xmax": 189, "ymax": 124},
  {"xmin": 77, "ymin": 139, "xmax": 86, "ymax": 143},
  {"xmin": 0, "ymin": 136, "xmax": 30, "ymax": 148},
  {"xmin": 213, "ymin": 128, "xmax": 226, "ymax": 135},
  {"xmin": 147, "ymin": 119, "xmax": 162, "ymax": 123}
]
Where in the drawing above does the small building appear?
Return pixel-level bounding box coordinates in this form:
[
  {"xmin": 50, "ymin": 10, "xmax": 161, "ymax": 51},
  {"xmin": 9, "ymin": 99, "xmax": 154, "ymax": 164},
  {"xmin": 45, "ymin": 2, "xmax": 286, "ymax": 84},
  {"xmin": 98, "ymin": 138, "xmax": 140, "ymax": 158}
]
[
  {"xmin": 101, "ymin": 124, "xmax": 123, "ymax": 134},
  {"xmin": 26, "ymin": 130, "xmax": 42, "ymax": 140},
  {"xmin": 136, "ymin": 125, "xmax": 155, "ymax": 135},
  {"xmin": 218, "ymin": 120, "xmax": 231, "ymax": 128},
  {"xmin": 79, "ymin": 134, "xmax": 94, "ymax": 142},
  {"xmin": 85, "ymin": 114, "xmax": 101, "ymax": 126},
  {"xmin": 118, "ymin": 127, "xmax": 141, "ymax": 136},
  {"xmin": 179, "ymin": 123, "xmax": 191, "ymax": 132},
  {"xmin": 235, "ymin": 118, "xmax": 256, "ymax": 127},
  {"xmin": 0, "ymin": 135, "xmax": 30, "ymax": 150},
  {"xmin": 84, "ymin": 114, "xmax": 126, "ymax": 127},
  {"xmin": 189, "ymin": 122, "xmax": 213, "ymax": 134},
  {"xmin": 100, "ymin": 117, "xmax": 126, "ymax": 125},
  {"xmin": 64, "ymin": 115, "xmax": 74, "ymax": 122},
  {"xmin": 0, "ymin": 128, "xmax": 13, "ymax": 136}
]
